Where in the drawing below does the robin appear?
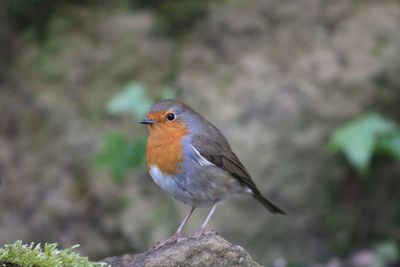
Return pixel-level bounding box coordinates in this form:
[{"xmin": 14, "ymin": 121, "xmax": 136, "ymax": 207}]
[{"xmin": 140, "ymin": 99, "xmax": 285, "ymax": 246}]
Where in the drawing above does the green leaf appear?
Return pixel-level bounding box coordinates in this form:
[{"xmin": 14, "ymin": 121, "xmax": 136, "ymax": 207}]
[
  {"xmin": 158, "ymin": 86, "xmax": 177, "ymax": 100},
  {"xmin": 372, "ymin": 242, "xmax": 399, "ymax": 267},
  {"xmin": 329, "ymin": 113, "xmax": 398, "ymax": 176},
  {"xmin": 93, "ymin": 134, "xmax": 146, "ymax": 183},
  {"xmin": 107, "ymin": 82, "xmax": 152, "ymax": 119},
  {"xmin": 376, "ymin": 133, "xmax": 400, "ymax": 159}
]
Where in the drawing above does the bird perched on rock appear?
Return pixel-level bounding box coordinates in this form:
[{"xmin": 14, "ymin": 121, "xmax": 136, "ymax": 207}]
[{"xmin": 140, "ymin": 99, "xmax": 285, "ymax": 246}]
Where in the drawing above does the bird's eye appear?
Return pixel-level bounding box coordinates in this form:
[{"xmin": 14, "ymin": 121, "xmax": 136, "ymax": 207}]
[{"xmin": 166, "ymin": 113, "xmax": 175, "ymax": 121}]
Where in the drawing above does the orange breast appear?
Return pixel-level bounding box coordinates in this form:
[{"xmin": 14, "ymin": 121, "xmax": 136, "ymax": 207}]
[{"xmin": 146, "ymin": 121, "xmax": 189, "ymax": 175}]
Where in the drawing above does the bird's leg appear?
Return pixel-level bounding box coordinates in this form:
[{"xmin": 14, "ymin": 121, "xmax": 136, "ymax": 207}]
[
  {"xmin": 200, "ymin": 203, "xmax": 218, "ymax": 232},
  {"xmin": 175, "ymin": 206, "xmax": 195, "ymax": 237},
  {"xmin": 191, "ymin": 202, "xmax": 218, "ymax": 239},
  {"xmin": 153, "ymin": 206, "xmax": 195, "ymax": 249}
]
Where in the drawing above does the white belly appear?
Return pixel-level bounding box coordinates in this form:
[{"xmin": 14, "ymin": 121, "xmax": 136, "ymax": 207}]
[{"xmin": 149, "ymin": 165, "xmax": 192, "ymax": 204}]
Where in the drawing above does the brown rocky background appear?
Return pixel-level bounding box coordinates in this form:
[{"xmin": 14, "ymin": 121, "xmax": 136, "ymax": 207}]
[{"xmin": 0, "ymin": 0, "xmax": 399, "ymax": 266}]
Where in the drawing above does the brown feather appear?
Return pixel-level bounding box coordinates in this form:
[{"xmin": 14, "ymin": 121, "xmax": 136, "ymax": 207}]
[{"xmin": 191, "ymin": 134, "xmax": 285, "ymax": 214}]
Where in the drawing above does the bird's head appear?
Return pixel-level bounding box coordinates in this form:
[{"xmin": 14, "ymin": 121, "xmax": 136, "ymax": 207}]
[{"xmin": 140, "ymin": 99, "xmax": 193, "ymax": 135}]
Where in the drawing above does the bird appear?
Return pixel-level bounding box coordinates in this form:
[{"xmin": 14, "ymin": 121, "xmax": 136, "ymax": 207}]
[{"xmin": 140, "ymin": 99, "xmax": 285, "ymax": 246}]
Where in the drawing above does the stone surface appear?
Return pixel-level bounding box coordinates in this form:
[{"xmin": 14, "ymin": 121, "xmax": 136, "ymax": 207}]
[{"xmin": 102, "ymin": 234, "xmax": 262, "ymax": 267}]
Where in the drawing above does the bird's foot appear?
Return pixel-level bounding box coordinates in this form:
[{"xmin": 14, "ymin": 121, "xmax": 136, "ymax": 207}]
[
  {"xmin": 153, "ymin": 232, "xmax": 184, "ymax": 250},
  {"xmin": 189, "ymin": 229, "xmax": 217, "ymax": 239}
]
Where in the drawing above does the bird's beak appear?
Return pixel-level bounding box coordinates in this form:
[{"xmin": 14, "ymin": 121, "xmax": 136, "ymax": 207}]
[{"xmin": 140, "ymin": 117, "xmax": 155, "ymax": 125}]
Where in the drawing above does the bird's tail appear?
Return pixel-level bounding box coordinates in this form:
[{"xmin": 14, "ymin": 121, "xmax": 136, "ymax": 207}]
[{"xmin": 253, "ymin": 193, "xmax": 286, "ymax": 215}]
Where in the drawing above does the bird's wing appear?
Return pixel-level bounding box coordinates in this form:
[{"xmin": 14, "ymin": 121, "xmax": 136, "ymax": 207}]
[
  {"xmin": 191, "ymin": 133, "xmax": 260, "ymax": 194},
  {"xmin": 191, "ymin": 130, "xmax": 286, "ymax": 215}
]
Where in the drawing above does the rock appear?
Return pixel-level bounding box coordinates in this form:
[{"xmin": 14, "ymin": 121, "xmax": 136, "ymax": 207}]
[{"xmin": 102, "ymin": 234, "xmax": 262, "ymax": 267}]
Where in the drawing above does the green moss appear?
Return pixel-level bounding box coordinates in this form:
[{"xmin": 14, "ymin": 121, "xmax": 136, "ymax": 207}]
[{"xmin": 0, "ymin": 241, "xmax": 107, "ymax": 267}]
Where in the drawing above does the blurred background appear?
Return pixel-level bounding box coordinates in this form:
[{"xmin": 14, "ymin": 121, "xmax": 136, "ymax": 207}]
[{"xmin": 0, "ymin": 0, "xmax": 400, "ymax": 266}]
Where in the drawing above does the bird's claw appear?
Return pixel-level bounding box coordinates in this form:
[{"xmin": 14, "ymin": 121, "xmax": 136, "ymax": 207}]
[
  {"xmin": 153, "ymin": 232, "xmax": 188, "ymax": 250},
  {"xmin": 189, "ymin": 229, "xmax": 217, "ymax": 239}
]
